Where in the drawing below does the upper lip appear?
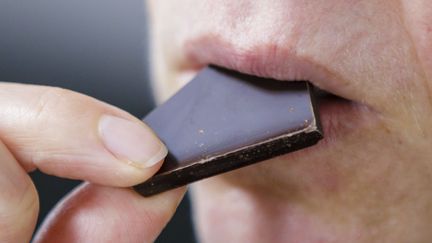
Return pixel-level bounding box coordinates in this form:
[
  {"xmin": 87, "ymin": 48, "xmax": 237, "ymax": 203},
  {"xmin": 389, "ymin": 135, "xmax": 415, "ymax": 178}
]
[{"xmin": 184, "ymin": 36, "xmax": 361, "ymax": 105}]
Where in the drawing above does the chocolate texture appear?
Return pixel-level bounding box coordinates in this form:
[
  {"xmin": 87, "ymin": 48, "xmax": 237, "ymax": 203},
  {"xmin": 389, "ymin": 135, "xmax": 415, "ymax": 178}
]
[{"xmin": 134, "ymin": 66, "xmax": 323, "ymax": 196}]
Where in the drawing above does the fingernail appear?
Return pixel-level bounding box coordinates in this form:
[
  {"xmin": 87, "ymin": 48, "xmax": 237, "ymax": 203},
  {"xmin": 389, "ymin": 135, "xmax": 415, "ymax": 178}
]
[{"xmin": 99, "ymin": 115, "xmax": 167, "ymax": 168}]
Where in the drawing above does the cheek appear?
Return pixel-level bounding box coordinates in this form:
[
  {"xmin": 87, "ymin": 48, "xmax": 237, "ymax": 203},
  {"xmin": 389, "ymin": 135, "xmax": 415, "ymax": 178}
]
[
  {"xmin": 297, "ymin": 1, "xmax": 426, "ymax": 111},
  {"xmin": 400, "ymin": 0, "xmax": 432, "ymax": 81}
]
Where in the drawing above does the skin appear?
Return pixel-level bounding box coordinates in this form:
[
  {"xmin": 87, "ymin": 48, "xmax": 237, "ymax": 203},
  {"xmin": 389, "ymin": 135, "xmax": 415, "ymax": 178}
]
[
  {"xmin": 146, "ymin": 0, "xmax": 432, "ymax": 242},
  {"xmin": 1, "ymin": 1, "xmax": 431, "ymax": 243}
]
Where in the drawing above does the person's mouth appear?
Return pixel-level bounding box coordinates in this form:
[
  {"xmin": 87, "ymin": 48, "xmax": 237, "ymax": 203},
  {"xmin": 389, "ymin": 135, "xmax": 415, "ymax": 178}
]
[{"xmin": 181, "ymin": 37, "xmax": 380, "ymax": 148}]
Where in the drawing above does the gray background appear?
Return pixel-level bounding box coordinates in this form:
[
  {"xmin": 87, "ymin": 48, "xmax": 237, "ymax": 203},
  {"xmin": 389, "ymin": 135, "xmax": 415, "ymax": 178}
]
[{"xmin": 0, "ymin": 1, "xmax": 195, "ymax": 242}]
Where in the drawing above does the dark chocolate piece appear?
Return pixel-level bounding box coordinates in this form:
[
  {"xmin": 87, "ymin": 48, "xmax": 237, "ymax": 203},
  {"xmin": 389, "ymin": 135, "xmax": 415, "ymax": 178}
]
[{"xmin": 134, "ymin": 66, "xmax": 322, "ymax": 196}]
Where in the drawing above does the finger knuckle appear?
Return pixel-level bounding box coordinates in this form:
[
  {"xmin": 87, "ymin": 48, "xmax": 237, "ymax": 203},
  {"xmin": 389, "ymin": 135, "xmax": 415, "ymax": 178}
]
[
  {"xmin": 35, "ymin": 87, "xmax": 71, "ymax": 118},
  {"xmin": 34, "ymin": 87, "xmax": 78, "ymax": 120}
]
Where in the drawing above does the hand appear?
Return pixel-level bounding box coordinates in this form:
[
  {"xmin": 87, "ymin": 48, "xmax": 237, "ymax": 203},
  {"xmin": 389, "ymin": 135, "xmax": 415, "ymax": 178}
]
[{"xmin": 0, "ymin": 82, "xmax": 185, "ymax": 243}]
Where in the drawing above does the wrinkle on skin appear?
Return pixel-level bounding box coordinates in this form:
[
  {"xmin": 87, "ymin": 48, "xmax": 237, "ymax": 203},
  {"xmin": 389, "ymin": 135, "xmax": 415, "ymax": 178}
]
[
  {"xmin": 147, "ymin": 0, "xmax": 432, "ymax": 242},
  {"xmin": 401, "ymin": 0, "xmax": 432, "ymax": 82},
  {"xmin": 399, "ymin": 1, "xmax": 432, "ymax": 138}
]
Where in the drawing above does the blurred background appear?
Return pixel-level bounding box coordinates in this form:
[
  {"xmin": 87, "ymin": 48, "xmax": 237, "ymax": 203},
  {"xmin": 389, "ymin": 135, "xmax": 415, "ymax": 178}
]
[{"xmin": 0, "ymin": 0, "xmax": 196, "ymax": 242}]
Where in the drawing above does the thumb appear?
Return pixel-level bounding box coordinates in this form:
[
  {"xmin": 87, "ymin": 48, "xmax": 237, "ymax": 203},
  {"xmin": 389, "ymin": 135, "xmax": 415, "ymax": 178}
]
[{"xmin": 0, "ymin": 82, "xmax": 167, "ymax": 186}]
